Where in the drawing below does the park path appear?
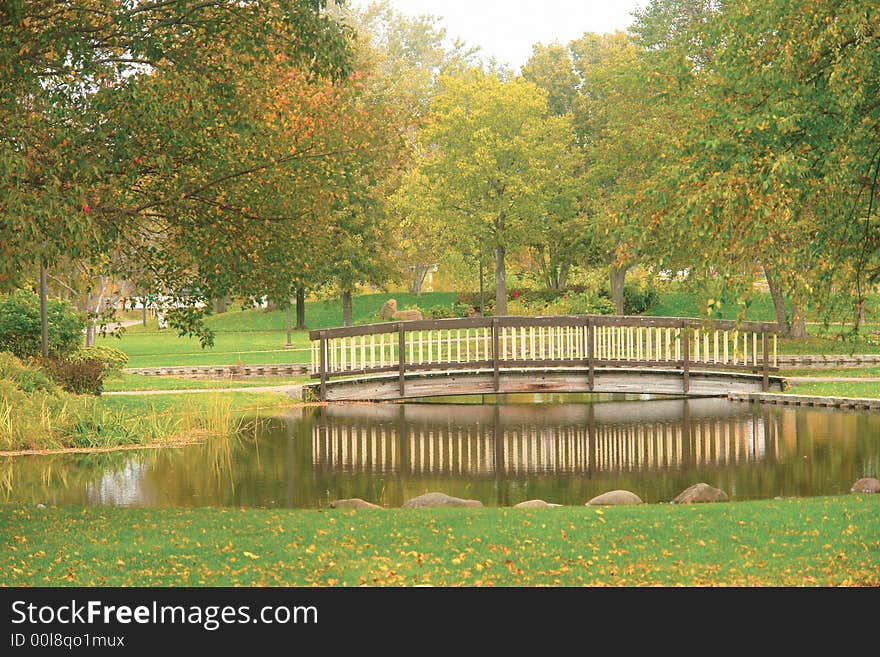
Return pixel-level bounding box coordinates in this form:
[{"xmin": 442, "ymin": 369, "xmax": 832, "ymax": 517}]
[
  {"xmin": 100, "ymin": 376, "xmax": 879, "ymax": 398},
  {"xmin": 103, "ymin": 385, "xmax": 303, "ymax": 397}
]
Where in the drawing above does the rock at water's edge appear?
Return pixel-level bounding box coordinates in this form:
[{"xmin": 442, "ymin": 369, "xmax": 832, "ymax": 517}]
[
  {"xmin": 585, "ymin": 490, "xmax": 643, "ymax": 506},
  {"xmin": 402, "ymin": 492, "xmax": 483, "ymax": 508},
  {"xmin": 514, "ymin": 499, "xmax": 562, "ymax": 508},
  {"xmin": 671, "ymin": 482, "xmax": 729, "ymax": 504},
  {"xmin": 328, "ymin": 498, "xmax": 383, "ymax": 509},
  {"xmin": 851, "ymin": 477, "xmax": 880, "ymax": 493}
]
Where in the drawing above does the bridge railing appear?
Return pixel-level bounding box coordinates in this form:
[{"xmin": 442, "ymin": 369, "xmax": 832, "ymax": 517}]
[{"xmin": 309, "ymin": 315, "xmax": 780, "ymax": 398}]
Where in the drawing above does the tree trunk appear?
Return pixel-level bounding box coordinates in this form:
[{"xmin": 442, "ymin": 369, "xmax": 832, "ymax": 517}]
[
  {"xmin": 853, "ymin": 299, "xmax": 866, "ymax": 330},
  {"xmin": 763, "ymin": 264, "xmax": 807, "ymax": 338},
  {"xmin": 479, "ymin": 250, "xmax": 485, "ymax": 316},
  {"xmin": 408, "ymin": 264, "xmax": 429, "ymax": 296},
  {"xmin": 341, "ymin": 289, "xmax": 352, "ymax": 327},
  {"xmin": 763, "ymin": 265, "xmax": 789, "ymax": 334},
  {"xmin": 39, "ymin": 258, "xmax": 49, "ymax": 358},
  {"xmin": 295, "ymin": 286, "xmax": 306, "ymax": 330},
  {"xmin": 213, "ymin": 296, "xmax": 231, "ymax": 314},
  {"xmin": 789, "ymin": 302, "xmax": 807, "ymax": 338},
  {"xmin": 494, "ymin": 245, "xmax": 507, "ymax": 316},
  {"xmin": 553, "ymin": 263, "xmax": 569, "ymax": 291},
  {"xmin": 610, "ymin": 264, "xmax": 626, "ymax": 315}
]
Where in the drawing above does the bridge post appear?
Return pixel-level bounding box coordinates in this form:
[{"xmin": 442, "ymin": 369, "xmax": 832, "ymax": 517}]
[
  {"xmin": 762, "ymin": 330, "xmax": 769, "ymax": 392},
  {"xmin": 398, "ymin": 323, "xmax": 406, "ymax": 397},
  {"xmin": 492, "ymin": 318, "xmax": 500, "ymax": 392},
  {"xmin": 585, "ymin": 316, "xmax": 594, "ymax": 391},
  {"xmin": 681, "ymin": 324, "xmax": 690, "ymax": 394},
  {"xmin": 319, "ymin": 330, "xmax": 328, "ymax": 402}
]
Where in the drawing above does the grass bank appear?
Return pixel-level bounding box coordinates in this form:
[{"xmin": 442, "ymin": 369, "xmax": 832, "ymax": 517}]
[
  {"xmin": 1, "ymin": 496, "xmax": 877, "ymax": 586},
  {"xmin": 98, "ymin": 292, "xmax": 457, "ymax": 368},
  {"xmin": 784, "ymin": 381, "xmax": 880, "ymax": 399},
  {"xmin": 1, "ymin": 352, "xmax": 296, "ymax": 452}
]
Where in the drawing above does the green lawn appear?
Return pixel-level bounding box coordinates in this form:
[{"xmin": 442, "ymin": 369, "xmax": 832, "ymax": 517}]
[
  {"xmin": 646, "ymin": 290, "xmax": 780, "ymax": 321},
  {"xmin": 781, "ymin": 366, "xmax": 880, "ymax": 378},
  {"xmin": 98, "ymin": 292, "xmax": 457, "ymax": 368},
  {"xmin": 1, "ymin": 496, "xmax": 877, "ymax": 586},
  {"xmin": 649, "ymin": 291, "xmax": 880, "ymax": 354},
  {"xmin": 785, "ymin": 381, "xmax": 880, "ymax": 399}
]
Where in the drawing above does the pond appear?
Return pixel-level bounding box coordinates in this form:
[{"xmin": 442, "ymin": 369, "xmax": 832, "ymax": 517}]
[{"xmin": 2, "ymin": 394, "xmax": 878, "ymax": 508}]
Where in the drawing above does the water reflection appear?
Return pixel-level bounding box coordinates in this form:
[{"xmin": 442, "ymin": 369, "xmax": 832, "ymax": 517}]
[
  {"xmin": 2, "ymin": 397, "xmax": 878, "ymax": 507},
  {"xmin": 311, "ymin": 399, "xmax": 771, "ymax": 476}
]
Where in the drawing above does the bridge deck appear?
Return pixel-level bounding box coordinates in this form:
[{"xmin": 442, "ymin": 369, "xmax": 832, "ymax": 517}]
[{"xmin": 302, "ymin": 366, "xmax": 785, "ymax": 402}]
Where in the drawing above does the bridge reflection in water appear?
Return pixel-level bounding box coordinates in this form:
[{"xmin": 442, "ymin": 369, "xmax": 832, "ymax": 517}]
[{"xmin": 311, "ymin": 398, "xmax": 776, "ymax": 477}]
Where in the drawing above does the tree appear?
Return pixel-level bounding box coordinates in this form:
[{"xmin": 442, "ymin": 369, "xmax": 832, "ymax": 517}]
[
  {"xmin": 566, "ymin": 31, "xmax": 682, "ymax": 313},
  {"xmin": 631, "ymin": 0, "xmax": 880, "ymax": 335},
  {"xmin": 340, "ymin": 1, "xmax": 481, "ymax": 295},
  {"xmin": 414, "ymin": 70, "xmax": 578, "ymax": 315},
  {"xmin": 1, "ymin": 0, "xmax": 353, "ymax": 344},
  {"xmin": 522, "ymin": 42, "xmax": 580, "ymax": 117}
]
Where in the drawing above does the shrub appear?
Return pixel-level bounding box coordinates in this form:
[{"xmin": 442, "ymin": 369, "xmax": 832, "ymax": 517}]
[
  {"xmin": 77, "ymin": 345, "xmax": 128, "ymax": 373},
  {"xmin": 623, "ymin": 282, "xmax": 660, "ymax": 315},
  {"xmin": 0, "ymin": 289, "xmax": 86, "ymax": 359},
  {"xmin": 0, "ymin": 352, "xmax": 59, "ymax": 394},
  {"xmin": 42, "ymin": 357, "xmax": 106, "ymax": 395},
  {"xmin": 425, "ymin": 305, "xmax": 458, "ymax": 319},
  {"xmin": 453, "ymin": 292, "xmax": 495, "ymax": 315}
]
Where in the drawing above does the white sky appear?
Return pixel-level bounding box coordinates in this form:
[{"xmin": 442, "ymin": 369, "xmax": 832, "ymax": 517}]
[{"xmin": 350, "ymin": 0, "xmax": 649, "ymax": 71}]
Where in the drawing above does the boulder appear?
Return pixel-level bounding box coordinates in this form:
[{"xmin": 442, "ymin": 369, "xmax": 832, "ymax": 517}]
[
  {"xmin": 401, "ymin": 492, "xmax": 483, "ymax": 508},
  {"xmin": 671, "ymin": 482, "xmax": 729, "ymax": 504},
  {"xmin": 379, "ymin": 298, "xmax": 398, "ymax": 320},
  {"xmin": 850, "ymin": 477, "xmax": 880, "ymax": 493},
  {"xmin": 393, "ymin": 308, "xmax": 423, "ymax": 321},
  {"xmin": 513, "ymin": 499, "xmax": 562, "ymax": 509},
  {"xmin": 585, "ymin": 490, "xmax": 643, "ymax": 506},
  {"xmin": 328, "ymin": 498, "xmax": 382, "ymax": 510}
]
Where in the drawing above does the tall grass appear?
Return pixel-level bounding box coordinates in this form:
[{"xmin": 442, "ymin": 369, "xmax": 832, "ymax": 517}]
[{"xmin": 2, "ymin": 353, "xmax": 292, "ymax": 452}]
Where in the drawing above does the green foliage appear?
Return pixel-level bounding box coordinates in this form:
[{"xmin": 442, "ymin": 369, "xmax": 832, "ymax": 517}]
[
  {"xmin": 77, "ymin": 345, "xmax": 129, "ymax": 373},
  {"xmin": 0, "ymin": 289, "xmax": 85, "ymax": 359},
  {"xmin": 623, "ymin": 277, "xmax": 660, "ymax": 315},
  {"xmin": 0, "ymin": 0, "xmax": 355, "ymax": 345},
  {"xmin": 456, "ymin": 287, "xmax": 617, "ymax": 317},
  {"xmin": 631, "ymin": 0, "xmax": 880, "ymax": 329},
  {"xmin": 0, "ymin": 352, "xmax": 58, "ymax": 395},
  {"xmin": 507, "ymin": 292, "xmax": 615, "ymax": 317},
  {"xmin": 410, "ymin": 69, "xmax": 580, "ymax": 314}
]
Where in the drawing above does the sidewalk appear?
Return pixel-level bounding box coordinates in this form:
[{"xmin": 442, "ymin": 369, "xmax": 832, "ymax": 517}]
[{"xmin": 103, "ymin": 384, "xmax": 303, "ymax": 397}]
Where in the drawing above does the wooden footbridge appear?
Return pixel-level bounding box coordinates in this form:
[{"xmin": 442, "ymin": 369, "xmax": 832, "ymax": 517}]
[{"xmin": 302, "ymin": 315, "xmax": 785, "ymax": 402}]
